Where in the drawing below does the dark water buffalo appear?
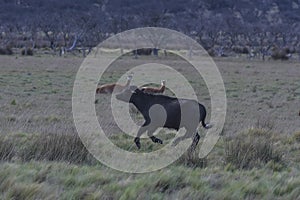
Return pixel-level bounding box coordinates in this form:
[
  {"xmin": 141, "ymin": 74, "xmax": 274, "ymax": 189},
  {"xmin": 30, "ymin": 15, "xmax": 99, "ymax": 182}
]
[{"xmin": 116, "ymin": 86, "xmax": 211, "ymax": 149}]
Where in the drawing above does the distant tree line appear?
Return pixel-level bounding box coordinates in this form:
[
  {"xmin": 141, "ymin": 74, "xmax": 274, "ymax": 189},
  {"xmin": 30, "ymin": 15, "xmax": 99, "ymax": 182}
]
[{"xmin": 0, "ymin": 0, "xmax": 299, "ymax": 59}]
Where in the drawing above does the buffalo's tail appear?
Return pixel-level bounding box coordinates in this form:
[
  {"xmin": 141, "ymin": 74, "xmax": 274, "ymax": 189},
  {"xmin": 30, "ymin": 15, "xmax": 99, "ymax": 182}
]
[{"xmin": 199, "ymin": 104, "xmax": 212, "ymax": 129}]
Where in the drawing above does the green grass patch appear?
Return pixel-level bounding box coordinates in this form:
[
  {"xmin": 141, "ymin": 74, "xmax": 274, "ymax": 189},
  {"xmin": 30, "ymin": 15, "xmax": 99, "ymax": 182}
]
[
  {"xmin": 224, "ymin": 128, "xmax": 283, "ymax": 170},
  {"xmin": 0, "ymin": 161, "xmax": 300, "ymax": 199},
  {"xmin": 0, "ymin": 134, "xmax": 15, "ymax": 161}
]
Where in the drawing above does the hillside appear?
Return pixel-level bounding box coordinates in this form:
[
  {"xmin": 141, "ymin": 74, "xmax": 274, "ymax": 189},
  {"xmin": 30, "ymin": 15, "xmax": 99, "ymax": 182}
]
[
  {"xmin": 1, "ymin": 0, "xmax": 300, "ymax": 29},
  {"xmin": 0, "ymin": 0, "xmax": 300, "ymax": 52}
]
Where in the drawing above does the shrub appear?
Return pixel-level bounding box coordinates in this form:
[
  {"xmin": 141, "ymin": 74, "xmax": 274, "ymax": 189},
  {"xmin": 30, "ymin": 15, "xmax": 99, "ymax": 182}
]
[
  {"xmin": 207, "ymin": 48, "xmax": 215, "ymax": 57},
  {"xmin": 271, "ymin": 47, "xmax": 290, "ymax": 60},
  {"xmin": 21, "ymin": 48, "xmax": 33, "ymax": 56},
  {"xmin": 255, "ymin": 117, "xmax": 274, "ymax": 132},
  {"xmin": 224, "ymin": 128, "xmax": 282, "ymax": 169},
  {"xmin": 0, "ymin": 48, "xmax": 5, "ymax": 55},
  {"xmin": 176, "ymin": 152, "xmax": 207, "ymax": 168},
  {"xmin": 232, "ymin": 46, "xmax": 249, "ymax": 54},
  {"xmin": 10, "ymin": 99, "xmax": 17, "ymax": 105},
  {"xmin": 293, "ymin": 131, "xmax": 300, "ymax": 142},
  {"xmin": 0, "ymin": 135, "xmax": 15, "ymax": 161},
  {"xmin": 134, "ymin": 48, "xmax": 153, "ymax": 56},
  {"xmin": 20, "ymin": 133, "xmax": 96, "ymax": 165},
  {"xmin": 175, "ymin": 141, "xmax": 207, "ymax": 168},
  {"xmin": 0, "ymin": 46, "xmax": 13, "ymax": 55}
]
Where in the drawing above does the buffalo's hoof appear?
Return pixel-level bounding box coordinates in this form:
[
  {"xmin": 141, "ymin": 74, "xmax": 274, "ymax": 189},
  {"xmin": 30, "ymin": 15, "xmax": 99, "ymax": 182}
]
[
  {"xmin": 204, "ymin": 123, "xmax": 213, "ymax": 129},
  {"xmin": 134, "ymin": 137, "xmax": 141, "ymax": 149},
  {"xmin": 156, "ymin": 138, "xmax": 163, "ymax": 144},
  {"xmin": 150, "ymin": 136, "xmax": 163, "ymax": 144}
]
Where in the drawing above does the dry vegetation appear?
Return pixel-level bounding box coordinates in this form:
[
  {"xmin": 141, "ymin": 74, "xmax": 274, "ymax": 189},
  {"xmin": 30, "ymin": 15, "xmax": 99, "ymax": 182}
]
[
  {"xmin": 0, "ymin": 54, "xmax": 299, "ymax": 199},
  {"xmin": 224, "ymin": 128, "xmax": 283, "ymax": 170}
]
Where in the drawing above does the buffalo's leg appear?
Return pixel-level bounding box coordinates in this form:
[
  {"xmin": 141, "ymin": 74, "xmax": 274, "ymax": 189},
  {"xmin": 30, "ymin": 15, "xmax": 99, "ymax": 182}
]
[
  {"xmin": 147, "ymin": 129, "xmax": 163, "ymax": 144},
  {"xmin": 187, "ymin": 132, "xmax": 200, "ymax": 156},
  {"xmin": 134, "ymin": 122, "xmax": 149, "ymax": 149},
  {"xmin": 134, "ymin": 137, "xmax": 141, "ymax": 149},
  {"xmin": 172, "ymin": 131, "xmax": 191, "ymax": 146},
  {"xmin": 150, "ymin": 136, "xmax": 163, "ymax": 144},
  {"xmin": 188, "ymin": 132, "xmax": 200, "ymax": 159}
]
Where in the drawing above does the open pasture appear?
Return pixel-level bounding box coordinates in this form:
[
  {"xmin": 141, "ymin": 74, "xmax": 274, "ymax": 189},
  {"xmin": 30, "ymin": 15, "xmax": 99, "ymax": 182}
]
[
  {"xmin": 0, "ymin": 55, "xmax": 299, "ymax": 136},
  {"xmin": 0, "ymin": 54, "xmax": 300, "ymax": 199}
]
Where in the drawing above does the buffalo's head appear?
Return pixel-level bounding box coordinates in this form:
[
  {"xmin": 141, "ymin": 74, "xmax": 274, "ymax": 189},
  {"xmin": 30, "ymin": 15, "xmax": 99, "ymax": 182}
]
[{"xmin": 116, "ymin": 85, "xmax": 142, "ymax": 102}]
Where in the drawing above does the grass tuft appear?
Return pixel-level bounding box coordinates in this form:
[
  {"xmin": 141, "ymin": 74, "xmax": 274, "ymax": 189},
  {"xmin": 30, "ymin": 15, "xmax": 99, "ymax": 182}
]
[
  {"xmin": 224, "ymin": 128, "xmax": 282, "ymax": 170},
  {"xmin": 10, "ymin": 99, "xmax": 17, "ymax": 105},
  {"xmin": 292, "ymin": 131, "xmax": 300, "ymax": 143},
  {"xmin": 0, "ymin": 135, "xmax": 15, "ymax": 161},
  {"xmin": 19, "ymin": 133, "xmax": 97, "ymax": 165},
  {"xmin": 176, "ymin": 151, "xmax": 207, "ymax": 168}
]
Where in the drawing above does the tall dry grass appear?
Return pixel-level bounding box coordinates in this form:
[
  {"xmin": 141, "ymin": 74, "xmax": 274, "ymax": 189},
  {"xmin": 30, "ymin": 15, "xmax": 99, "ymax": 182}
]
[
  {"xmin": 19, "ymin": 133, "xmax": 97, "ymax": 164},
  {"xmin": 224, "ymin": 128, "xmax": 282, "ymax": 169},
  {"xmin": 0, "ymin": 135, "xmax": 15, "ymax": 161}
]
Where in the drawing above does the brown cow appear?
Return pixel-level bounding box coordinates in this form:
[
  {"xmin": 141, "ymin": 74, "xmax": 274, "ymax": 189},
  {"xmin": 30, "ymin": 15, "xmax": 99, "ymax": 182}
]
[
  {"xmin": 140, "ymin": 80, "xmax": 166, "ymax": 94},
  {"xmin": 96, "ymin": 75, "xmax": 133, "ymax": 94}
]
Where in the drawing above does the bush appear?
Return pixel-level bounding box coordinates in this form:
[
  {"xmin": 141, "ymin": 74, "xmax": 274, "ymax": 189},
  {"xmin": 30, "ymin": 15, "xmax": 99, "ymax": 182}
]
[
  {"xmin": 134, "ymin": 48, "xmax": 153, "ymax": 56},
  {"xmin": 0, "ymin": 135, "xmax": 15, "ymax": 161},
  {"xmin": 224, "ymin": 128, "xmax": 282, "ymax": 169},
  {"xmin": 207, "ymin": 48, "xmax": 215, "ymax": 57},
  {"xmin": 293, "ymin": 131, "xmax": 300, "ymax": 142},
  {"xmin": 255, "ymin": 117, "xmax": 274, "ymax": 132},
  {"xmin": 271, "ymin": 48, "xmax": 290, "ymax": 60},
  {"xmin": 10, "ymin": 99, "xmax": 17, "ymax": 105},
  {"xmin": 176, "ymin": 152, "xmax": 207, "ymax": 168},
  {"xmin": 175, "ymin": 138, "xmax": 207, "ymax": 168},
  {"xmin": 20, "ymin": 133, "xmax": 96, "ymax": 164},
  {"xmin": 21, "ymin": 48, "xmax": 33, "ymax": 56},
  {"xmin": 232, "ymin": 46, "xmax": 249, "ymax": 54},
  {"xmin": 0, "ymin": 46, "xmax": 13, "ymax": 55}
]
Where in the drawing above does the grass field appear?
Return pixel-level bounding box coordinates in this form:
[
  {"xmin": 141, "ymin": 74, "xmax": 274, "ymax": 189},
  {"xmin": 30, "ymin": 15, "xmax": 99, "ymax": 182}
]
[{"xmin": 0, "ymin": 54, "xmax": 300, "ymax": 199}]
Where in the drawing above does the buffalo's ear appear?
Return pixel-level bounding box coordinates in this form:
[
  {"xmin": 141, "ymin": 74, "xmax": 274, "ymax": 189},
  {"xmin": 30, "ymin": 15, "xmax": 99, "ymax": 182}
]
[
  {"xmin": 129, "ymin": 85, "xmax": 138, "ymax": 92},
  {"xmin": 134, "ymin": 88, "xmax": 143, "ymax": 94}
]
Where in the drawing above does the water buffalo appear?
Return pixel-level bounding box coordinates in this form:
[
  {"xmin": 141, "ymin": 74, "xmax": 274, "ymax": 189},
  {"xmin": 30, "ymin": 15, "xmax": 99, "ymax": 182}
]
[{"xmin": 116, "ymin": 86, "xmax": 211, "ymax": 149}]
